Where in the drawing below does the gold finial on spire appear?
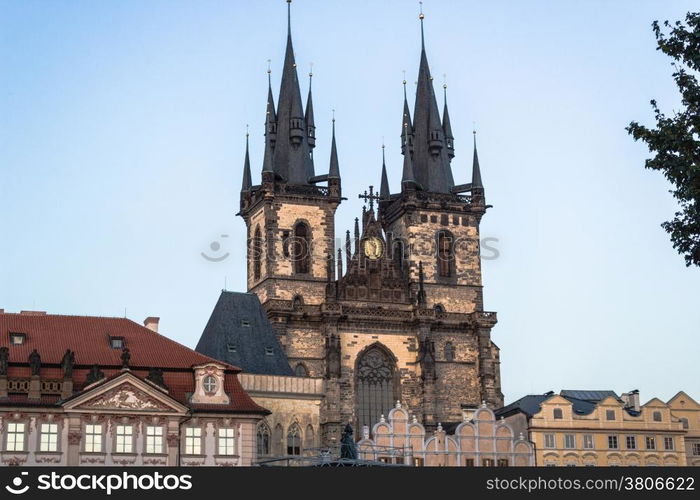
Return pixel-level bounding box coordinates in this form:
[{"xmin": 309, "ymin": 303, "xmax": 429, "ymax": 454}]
[
  {"xmin": 402, "ymin": 69, "xmax": 406, "ymax": 85},
  {"xmin": 443, "ymin": 73, "xmax": 447, "ymax": 90},
  {"xmin": 309, "ymin": 62, "xmax": 313, "ymax": 78},
  {"xmin": 473, "ymin": 122, "xmax": 477, "ymax": 135},
  {"xmin": 332, "ymin": 108, "xmax": 335, "ymax": 123},
  {"xmin": 267, "ymin": 59, "xmax": 271, "ymax": 74},
  {"xmin": 246, "ymin": 124, "xmax": 249, "ymax": 138},
  {"xmin": 419, "ymin": 1, "xmax": 424, "ymax": 20}
]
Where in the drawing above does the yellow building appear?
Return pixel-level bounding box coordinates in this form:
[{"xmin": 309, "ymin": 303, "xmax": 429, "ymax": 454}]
[
  {"xmin": 668, "ymin": 391, "xmax": 700, "ymax": 466},
  {"xmin": 498, "ymin": 390, "xmax": 687, "ymax": 466}
]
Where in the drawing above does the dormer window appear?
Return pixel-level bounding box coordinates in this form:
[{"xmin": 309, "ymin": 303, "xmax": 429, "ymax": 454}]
[
  {"xmin": 203, "ymin": 375, "xmax": 217, "ymax": 394},
  {"xmin": 10, "ymin": 332, "xmax": 26, "ymax": 345},
  {"xmin": 240, "ymin": 319, "xmax": 250, "ymax": 327},
  {"xmin": 265, "ymin": 347, "xmax": 274, "ymax": 356},
  {"xmin": 109, "ymin": 336, "xmax": 124, "ymax": 349},
  {"xmin": 227, "ymin": 343, "xmax": 237, "ymax": 353}
]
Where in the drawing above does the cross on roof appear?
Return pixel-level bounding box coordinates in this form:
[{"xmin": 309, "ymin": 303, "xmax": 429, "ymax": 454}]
[{"xmin": 358, "ymin": 185, "xmax": 380, "ymax": 212}]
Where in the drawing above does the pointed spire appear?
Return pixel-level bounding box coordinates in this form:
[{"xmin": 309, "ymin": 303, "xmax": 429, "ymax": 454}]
[
  {"xmin": 410, "ymin": 7, "xmax": 454, "ymax": 193},
  {"xmin": 337, "ymin": 248, "xmax": 343, "ymax": 279},
  {"xmin": 272, "ymin": 0, "xmax": 314, "ymax": 184},
  {"xmin": 305, "ymin": 65, "xmax": 316, "ymax": 150},
  {"xmin": 262, "ymin": 63, "xmax": 277, "ymax": 175},
  {"xmin": 354, "ymin": 217, "xmax": 360, "ymax": 256},
  {"xmin": 401, "ymin": 123, "xmax": 417, "ymax": 190},
  {"xmin": 471, "ymin": 129, "xmax": 483, "ymax": 190},
  {"xmin": 345, "ymin": 230, "xmax": 351, "ymax": 269},
  {"xmin": 442, "ymin": 80, "xmax": 454, "ymax": 159},
  {"xmin": 328, "ymin": 115, "xmax": 340, "ymax": 179},
  {"xmin": 401, "ymin": 76, "xmax": 413, "ymax": 154},
  {"xmin": 241, "ymin": 128, "xmax": 252, "ymax": 192},
  {"xmin": 380, "ymin": 143, "xmax": 390, "ymax": 199}
]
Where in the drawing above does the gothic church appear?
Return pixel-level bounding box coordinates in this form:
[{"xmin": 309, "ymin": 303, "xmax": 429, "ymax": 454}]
[{"xmin": 197, "ymin": 2, "xmax": 503, "ymax": 447}]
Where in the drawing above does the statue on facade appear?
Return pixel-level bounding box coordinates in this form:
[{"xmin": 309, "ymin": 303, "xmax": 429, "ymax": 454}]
[
  {"xmin": 61, "ymin": 349, "xmax": 75, "ymax": 379},
  {"xmin": 0, "ymin": 347, "xmax": 9, "ymax": 376},
  {"xmin": 146, "ymin": 367, "xmax": 167, "ymax": 390},
  {"xmin": 326, "ymin": 334, "xmax": 341, "ymax": 378},
  {"xmin": 418, "ymin": 338, "xmax": 436, "ymax": 381},
  {"xmin": 28, "ymin": 349, "xmax": 41, "ymax": 376},
  {"xmin": 339, "ymin": 423, "xmax": 358, "ymax": 460},
  {"xmin": 86, "ymin": 364, "xmax": 105, "ymax": 385},
  {"xmin": 120, "ymin": 347, "xmax": 131, "ymax": 369}
]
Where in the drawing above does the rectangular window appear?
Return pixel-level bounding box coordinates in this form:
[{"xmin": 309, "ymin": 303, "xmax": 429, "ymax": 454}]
[
  {"xmin": 464, "ymin": 458, "xmax": 474, "ymax": 466},
  {"xmin": 646, "ymin": 436, "xmax": 656, "ymax": 450},
  {"xmin": 626, "ymin": 435, "xmax": 637, "ymax": 450},
  {"xmin": 653, "ymin": 411, "xmax": 662, "ymax": 422},
  {"xmin": 606, "ymin": 410, "xmax": 615, "ymax": 421},
  {"xmin": 564, "ymin": 434, "xmax": 576, "ymax": 449},
  {"xmin": 692, "ymin": 443, "xmax": 700, "ymax": 456},
  {"xmin": 6, "ymin": 423, "xmax": 25, "ymax": 452},
  {"xmin": 544, "ymin": 434, "xmax": 556, "ymax": 448},
  {"xmin": 218, "ymin": 428, "xmax": 235, "ymax": 456},
  {"xmin": 607, "ymin": 435, "xmax": 618, "ymax": 449},
  {"xmin": 497, "ymin": 459, "xmax": 509, "ymax": 467},
  {"xmin": 145, "ymin": 426, "xmax": 163, "ymax": 454},
  {"xmin": 115, "ymin": 425, "xmax": 133, "ymax": 453},
  {"xmin": 85, "ymin": 424, "xmax": 103, "ymax": 453},
  {"xmin": 482, "ymin": 458, "xmax": 494, "ymax": 467},
  {"xmin": 413, "ymin": 457, "xmax": 424, "ymax": 467},
  {"xmin": 185, "ymin": 427, "xmax": 202, "ymax": 455},
  {"xmin": 583, "ymin": 434, "xmax": 594, "ymax": 449},
  {"xmin": 664, "ymin": 437, "xmax": 674, "ymax": 451},
  {"xmin": 39, "ymin": 423, "xmax": 58, "ymax": 452},
  {"xmin": 109, "ymin": 336, "xmax": 124, "ymax": 349}
]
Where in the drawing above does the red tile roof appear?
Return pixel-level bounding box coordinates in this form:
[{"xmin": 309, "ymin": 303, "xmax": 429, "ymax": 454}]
[{"xmin": 0, "ymin": 312, "xmax": 266, "ymax": 414}]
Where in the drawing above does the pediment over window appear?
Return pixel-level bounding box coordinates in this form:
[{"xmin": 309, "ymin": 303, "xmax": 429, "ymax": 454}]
[{"xmin": 63, "ymin": 372, "xmax": 187, "ymax": 414}]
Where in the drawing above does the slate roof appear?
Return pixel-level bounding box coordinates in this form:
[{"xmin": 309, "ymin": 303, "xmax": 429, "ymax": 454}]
[
  {"xmin": 560, "ymin": 390, "xmax": 620, "ymax": 402},
  {"xmin": 196, "ymin": 291, "xmax": 293, "ymax": 376},
  {"xmin": 495, "ymin": 394, "xmax": 598, "ymax": 419}
]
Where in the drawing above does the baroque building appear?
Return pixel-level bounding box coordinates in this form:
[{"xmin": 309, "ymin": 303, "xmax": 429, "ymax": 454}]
[
  {"xmin": 497, "ymin": 390, "xmax": 689, "ymax": 466},
  {"xmin": 198, "ymin": 1, "xmax": 503, "ymax": 448},
  {"xmin": 0, "ymin": 310, "xmax": 267, "ymax": 466}
]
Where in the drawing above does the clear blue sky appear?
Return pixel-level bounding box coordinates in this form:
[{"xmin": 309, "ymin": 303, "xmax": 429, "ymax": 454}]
[{"xmin": 1, "ymin": 0, "xmax": 698, "ymax": 405}]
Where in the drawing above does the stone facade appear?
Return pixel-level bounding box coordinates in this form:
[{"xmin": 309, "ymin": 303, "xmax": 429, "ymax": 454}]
[{"xmin": 668, "ymin": 391, "xmax": 700, "ymax": 466}]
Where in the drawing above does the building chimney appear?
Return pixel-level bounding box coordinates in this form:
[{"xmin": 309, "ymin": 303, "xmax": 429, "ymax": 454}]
[
  {"xmin": 144, "ymin": 317, "xmax": 160, "ymax": 333},
  {"xmin": 621, "ymin": 389, "xmax": 641, "ymax": 412}
]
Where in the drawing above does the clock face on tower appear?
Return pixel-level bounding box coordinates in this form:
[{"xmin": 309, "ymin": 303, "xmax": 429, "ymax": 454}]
[{"xmin": 363, "ymin": 237, "xmax": 384, "ymax": 260}]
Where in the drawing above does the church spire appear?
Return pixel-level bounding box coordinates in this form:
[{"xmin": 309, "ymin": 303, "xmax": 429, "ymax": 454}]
[
  {"xmin": 305, "ymin": 66, "xmax": 316, "ymax": 150},
  {"xmin": 400, "ymin": 77, "xmax": 413, "ymax": 155},
  {"xmin": 401, "ymin": 123, "xmax": 418, "ymax": 190},
  {"xmin": 241, "ymin": 129, "xmax": 252, "ymax": 192},
  {"xmin": 262, "ymin": 65, "xmax": 276, "ymax": 176},
  {"xmin": 328, "ymin": 116, "xmax": 340, "ymax": 179},
  {"xmin": 379, "ymin": 144, "xmax": 390, "ymax": 199},
  {"xmin": 442, "ymin": 82, "xmax": 454, "ymax": 160},
  {"xmin": 272, "ymin": 0, "xmax": 314, "ymax": 184},
  {"xmin": 410, "ymin": 7, "xmax": 454, "ymax": 193},
  {"xmin": 471, "ymin": 130, "xmax": 483, "ymax": 191}
]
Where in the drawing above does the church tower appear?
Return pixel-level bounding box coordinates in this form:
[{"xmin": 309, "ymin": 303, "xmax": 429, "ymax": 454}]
[
  {"xmin": 233, "ymin": 2, "xmax": 502, "ymax": 446},
  {"xmin": 239, "ymin": 1, "xmax": 341, "ymax": 369}
]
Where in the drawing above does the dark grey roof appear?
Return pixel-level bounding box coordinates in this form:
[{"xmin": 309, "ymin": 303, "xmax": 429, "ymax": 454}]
[
  {"xmin": 471, "ymin": 133, "xmax": 483, "ymax": 190},
  {"xmin": 560, "ymin": 390, "xmax": 620, "ymax": 402},
  {"xmin": 196, "ymin": 291, "xmax": 293, "ymax": 376},
  {"xmin": 495, "ymin": 394, "xmax": 597, "ymax": 419}
]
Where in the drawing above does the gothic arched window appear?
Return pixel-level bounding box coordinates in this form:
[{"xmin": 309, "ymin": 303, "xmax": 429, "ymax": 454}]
[
  {"xmin": 253, "ymin": 225, "xmax": 262, "ymax": 281},
  {"xmin": 444, "ymin": 341, "xmax": 455, "ymax": 362},
  {"xmin": 293, "ymin": 222, "xmax": 311, "ymax": 275},
  {"xmin": 273, "ymin": 424, "xmax": 284, "ymax": 455},
  {"xmin": 256, "ymin": 421, "xmax": 271, "ymax": 457},
  {"xmin": 355, "ymin": 344, "xmax": 397, "ymax": 433},
  {"xmin": 287, "ymin": 423, "xmax": 301, "ymax": 455},
  {"xmin": 437, "ymin": 230, "xmax": 454, "ymax": 278},
  {"xmin": 304, "ymin": 424, "xmax": 315, "ymax": 450},
  {"xmin": 294, "ymin": 363, "xmax": 308, "ymax": 377}
]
